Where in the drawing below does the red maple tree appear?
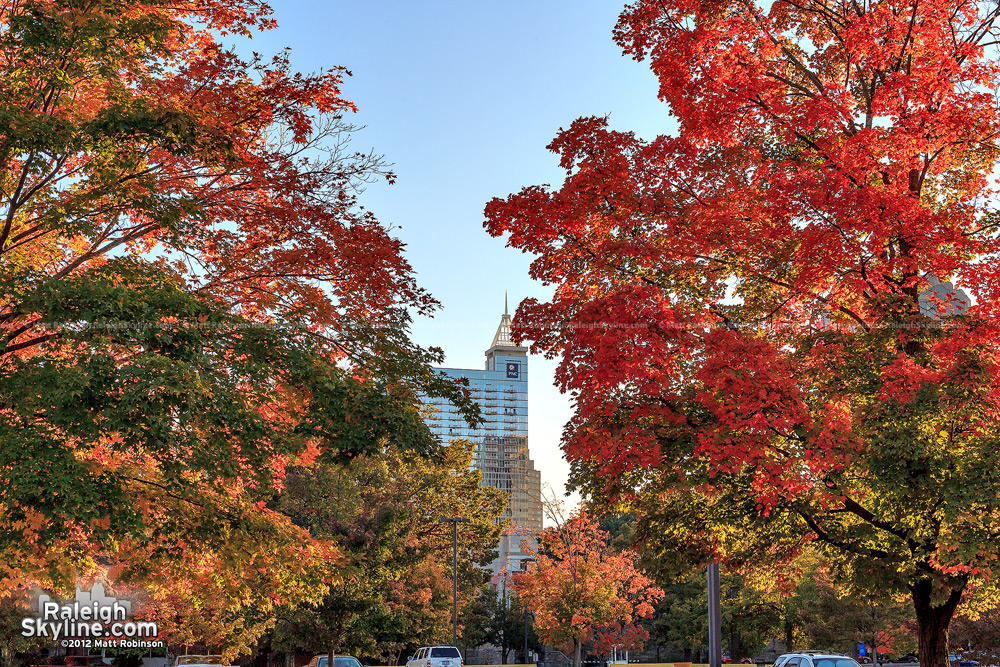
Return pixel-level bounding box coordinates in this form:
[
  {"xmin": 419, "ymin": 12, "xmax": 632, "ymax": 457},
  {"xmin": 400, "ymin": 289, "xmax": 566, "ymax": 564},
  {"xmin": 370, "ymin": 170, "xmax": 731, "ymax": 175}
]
[{"xmin": 486, "ymin": 0, "xmax": 1000, "ymax": 663}]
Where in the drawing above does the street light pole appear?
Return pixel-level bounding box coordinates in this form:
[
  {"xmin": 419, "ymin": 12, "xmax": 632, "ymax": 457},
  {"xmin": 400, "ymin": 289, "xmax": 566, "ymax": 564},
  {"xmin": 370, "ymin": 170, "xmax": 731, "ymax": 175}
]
[
  {"xmin": 521, "ymin": 558, "xmax": 535, "ymax": 665},
  {"xmin": 524, "ymin": 605, "xmax": 529, "ymax": 665},
  {"xmin": 708, "ymin": 562, "xmax": 722, "ymax": 667},
  {"xmin": 440, "ymin": 517, "xmax": 472, "ymax": 646}
]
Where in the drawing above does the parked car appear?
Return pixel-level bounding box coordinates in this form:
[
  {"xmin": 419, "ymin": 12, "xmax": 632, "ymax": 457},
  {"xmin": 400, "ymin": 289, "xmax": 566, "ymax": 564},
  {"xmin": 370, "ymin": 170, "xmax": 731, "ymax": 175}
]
[
  {"xmin": 304, "ymin": 657, "xmax": 364, "ymax": 667},
  {"xmin": 775, "ymin": 651, "xmax": 864, "ymax": 667},
  {"xmin": 174, "ymin": 658, "xmax": 230, "ymax": 667},
  {"xmin": 723, "ymin": 654, "xmax": 733, "ymax": 665},
  {"xmin": 406, "ymin": 647, "xmax": 464, "ymax": 667},
  {"xmin": 37, "ymin": 657, "xmax": 110, "ymax": 667},
  {"xmin": 950, "ymin": 653, "xmax": 979, "ymax": 667}
]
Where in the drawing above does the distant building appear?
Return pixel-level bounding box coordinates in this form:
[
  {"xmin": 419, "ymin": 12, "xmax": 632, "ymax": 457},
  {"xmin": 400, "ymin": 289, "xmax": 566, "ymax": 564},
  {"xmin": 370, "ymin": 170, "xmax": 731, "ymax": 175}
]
[
  {"xmin": 422, "ymin": 299, "xmax": 543, "ymax": 575},
  {"xmin": 919, "ymin": 274, "xmax": 971, "ymax": 318}
]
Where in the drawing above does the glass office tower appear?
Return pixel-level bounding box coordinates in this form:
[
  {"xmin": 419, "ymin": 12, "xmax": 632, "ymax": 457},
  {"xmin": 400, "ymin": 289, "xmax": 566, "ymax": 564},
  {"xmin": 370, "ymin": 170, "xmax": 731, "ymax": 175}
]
[{"xmin": 422, "ymin": 301, "xmax": 543, "ymax": 574}]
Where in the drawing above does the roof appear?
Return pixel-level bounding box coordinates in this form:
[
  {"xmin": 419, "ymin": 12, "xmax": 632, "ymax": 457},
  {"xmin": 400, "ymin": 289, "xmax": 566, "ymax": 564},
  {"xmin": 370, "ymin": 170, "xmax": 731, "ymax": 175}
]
[
  {"xmin": 488, "ymin": 292, "xmax": 524, "ymax": 350},
  {"xmin": 491, "ymin": 310, "xmax": 514, "ymax": 348}
]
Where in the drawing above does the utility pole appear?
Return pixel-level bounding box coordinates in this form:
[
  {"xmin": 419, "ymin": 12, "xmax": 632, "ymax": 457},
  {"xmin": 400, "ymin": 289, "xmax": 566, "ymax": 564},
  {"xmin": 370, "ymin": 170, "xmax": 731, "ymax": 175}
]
[
  {"xmin": 708, "ymin": 563, "xmax": 722, "ymax": 667},
  {"xmin": 440, "ymin": 517, "xmax": 471, "ymax": 646}
]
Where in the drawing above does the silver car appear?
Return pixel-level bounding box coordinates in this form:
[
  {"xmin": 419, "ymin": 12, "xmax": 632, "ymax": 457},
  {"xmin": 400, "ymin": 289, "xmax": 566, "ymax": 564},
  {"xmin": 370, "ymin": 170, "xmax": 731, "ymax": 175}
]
[{"xmin": 776, "ymin": 652, "xmax": 865, "ymax": 667}]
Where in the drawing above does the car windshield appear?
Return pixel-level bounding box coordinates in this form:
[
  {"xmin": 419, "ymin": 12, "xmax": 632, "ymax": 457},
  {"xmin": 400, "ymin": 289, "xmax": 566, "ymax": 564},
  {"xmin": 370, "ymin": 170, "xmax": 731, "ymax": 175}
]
[
  {"xmin": 816, "ymin": 659, "xmax": 862, "ymax": 667},
  {"xmin": 178, "ymin": 659, "xmax": 226, "ymax": 666},
  {"xmin": 317, "ymin": 658, "xmax": 362, "ymax": 667},
  {"xmin": 431, "ymin": 649, "xmax": 461, "ymax": 659}
]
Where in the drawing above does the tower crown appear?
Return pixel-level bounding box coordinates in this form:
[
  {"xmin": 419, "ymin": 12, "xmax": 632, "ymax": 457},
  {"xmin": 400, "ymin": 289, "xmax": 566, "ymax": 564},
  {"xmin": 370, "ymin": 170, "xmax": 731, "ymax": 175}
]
[
  {"xmin": 491, "ymin": 310, "xmax": 514, "ymax": 348},
  {"xmin": 485, "ymin": 293, "xmax": 527, "ymax": 369}
]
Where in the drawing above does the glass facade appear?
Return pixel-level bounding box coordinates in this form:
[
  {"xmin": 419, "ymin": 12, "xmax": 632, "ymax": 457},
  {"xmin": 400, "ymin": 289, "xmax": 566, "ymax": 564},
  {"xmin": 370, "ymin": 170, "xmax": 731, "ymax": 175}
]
[
  {"xmin": 424, "ymin": 364, "xmax": 528, "ymax": 444},
  {"xmin": 422, "ymin": 308, "xmax": 543, "ymax": 573}
]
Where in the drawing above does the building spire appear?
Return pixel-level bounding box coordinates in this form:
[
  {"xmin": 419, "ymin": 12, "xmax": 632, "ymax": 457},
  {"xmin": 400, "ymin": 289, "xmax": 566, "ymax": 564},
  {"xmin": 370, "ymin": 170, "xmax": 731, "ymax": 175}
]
[{"xmin": 491, "ymin": 294, "xmax": 515, "ymax": 348}]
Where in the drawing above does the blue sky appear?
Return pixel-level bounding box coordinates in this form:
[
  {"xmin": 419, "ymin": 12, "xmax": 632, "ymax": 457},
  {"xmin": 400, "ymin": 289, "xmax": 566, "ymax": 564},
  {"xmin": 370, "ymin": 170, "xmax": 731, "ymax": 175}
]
[{"xmin": 244, "ymin": 1, "xmax": 676, "ymax": 501}]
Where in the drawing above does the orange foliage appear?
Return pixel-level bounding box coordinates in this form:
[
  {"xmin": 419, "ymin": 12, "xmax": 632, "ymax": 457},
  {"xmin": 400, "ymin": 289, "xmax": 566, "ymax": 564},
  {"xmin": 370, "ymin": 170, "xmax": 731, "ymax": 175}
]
[{"xmin": 512, "ymin": 508, "xmax": 663, "ymax": 656}]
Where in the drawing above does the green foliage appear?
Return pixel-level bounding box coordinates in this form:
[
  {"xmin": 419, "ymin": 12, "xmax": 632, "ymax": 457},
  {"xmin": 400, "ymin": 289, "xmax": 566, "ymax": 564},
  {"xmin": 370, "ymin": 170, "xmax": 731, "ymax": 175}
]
[
  {"xmin": 648, "ymin": 574, "xmax": 709, "ymax": 657},
  {"xmin": 0, "ymin": 259, "xmax": 461, "ymax": 560},
  {"xmin": 460, "ymin": 585, "xmax": 542, "ymax": 660},
  {"xmin": 784, "ymin": 554, "xmax": 916, "ymax": 657},
  {"xmin": 0, "ymin": 590, "xmax": 46, "ymax": 667},
  {"xmin": 590, "ymin": 504, "xmax": 913, "ymax": 661},
  {"xmin": 271, "ymin": 440, "xmax": 507, "ymax": 662}
]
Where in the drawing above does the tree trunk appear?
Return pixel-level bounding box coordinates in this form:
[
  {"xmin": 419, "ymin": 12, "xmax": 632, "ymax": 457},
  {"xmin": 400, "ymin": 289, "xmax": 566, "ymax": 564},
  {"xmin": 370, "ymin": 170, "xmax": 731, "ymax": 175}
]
[
  {"xmin": 573, "ymin": 639, "xmax": 582, "ymax": 667},
  {"xmin": 912, "ymin": 579, "xmax": 965, "ymax": 667},
  {"xmin": 327, "ymin": 648, "xmax": 335, "ymax": 667}
]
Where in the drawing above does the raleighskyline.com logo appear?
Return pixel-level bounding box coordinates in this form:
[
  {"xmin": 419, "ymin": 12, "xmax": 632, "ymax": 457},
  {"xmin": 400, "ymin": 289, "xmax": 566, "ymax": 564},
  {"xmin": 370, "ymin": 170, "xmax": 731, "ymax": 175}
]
[{"xmin": 21, "ymin": 583, "xmax": 159, "ymax": 643}]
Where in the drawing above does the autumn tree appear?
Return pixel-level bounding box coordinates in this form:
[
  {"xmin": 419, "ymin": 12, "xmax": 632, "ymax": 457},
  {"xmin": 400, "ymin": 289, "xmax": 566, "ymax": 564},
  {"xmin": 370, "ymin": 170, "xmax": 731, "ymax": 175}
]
[
  {"xmin": 485, "ymin": 0, "xmax": 1000, "ymax": 663},
  {"xmin": 270, "ymin": 440, "xmax": 506, "ymax": 663},
  {"xmin": 780, "ymin": 553, "xmax": 916, "ymax": 658},
  {"xmin": 600, "ymin": 512, "xmax": 785, "ymax": 662},
  {"xmin": 512, "ymin": 507, "xmax": 662, "ymax": 667},
  {"xmin": 950, "ymin": 608, "xmax": 1000, "ymax": 654},
  {"xmin": 0, "ymin": 588, "xmax": 46, "ymax": 667},
  {"xmin": 460, "ymin": 584, "xmax": 543, "ymax": 663},
  {"xmin": 0, "ymin": 0, "xmax": 474, "ymax": 651}
]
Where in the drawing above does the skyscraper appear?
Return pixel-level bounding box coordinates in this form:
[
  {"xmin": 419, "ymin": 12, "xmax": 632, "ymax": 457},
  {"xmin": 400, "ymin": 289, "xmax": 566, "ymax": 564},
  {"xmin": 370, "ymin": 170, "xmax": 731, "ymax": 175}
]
[{"xmin": 422, "ymin": 299, "xmax": 543, "ymax": 574}]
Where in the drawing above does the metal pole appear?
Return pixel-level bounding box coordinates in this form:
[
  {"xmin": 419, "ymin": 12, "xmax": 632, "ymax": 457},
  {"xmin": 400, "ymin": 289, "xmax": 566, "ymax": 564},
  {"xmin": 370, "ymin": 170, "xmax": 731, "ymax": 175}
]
[
  {"xmin": 453, "ymin": 520, "xmax": 458, "ymax": 645},
  {"xmin": 520, "ymin": 557, "xmax": 535, "ymax": 665},
  {"xmin": 524, "ymin": 604, "xmax": 529, "ymax": 664},
  {"xmin": 440, "ymin": 517, "xmax": 471, "ymax": 647},
  {"xmin": 708, "ymin": 562, "xmax": 722, "ymax": 667}
]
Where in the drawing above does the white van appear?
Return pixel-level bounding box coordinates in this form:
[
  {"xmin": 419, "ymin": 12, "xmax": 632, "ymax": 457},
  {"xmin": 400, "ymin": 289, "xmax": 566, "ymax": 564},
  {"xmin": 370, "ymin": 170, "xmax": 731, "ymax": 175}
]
[{"xmin": 406, "ymin": 647, "xmax": 463, "ymax": 667}]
